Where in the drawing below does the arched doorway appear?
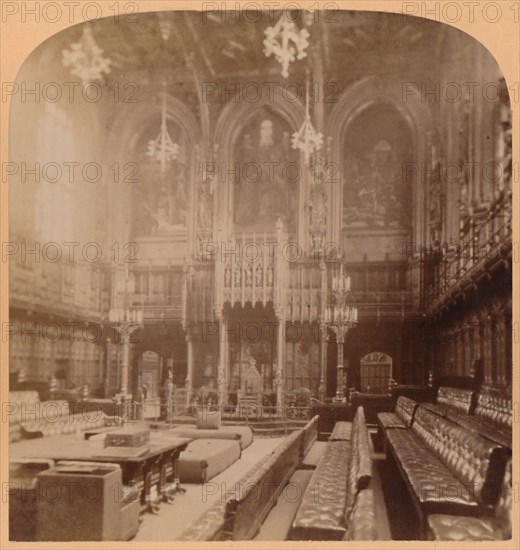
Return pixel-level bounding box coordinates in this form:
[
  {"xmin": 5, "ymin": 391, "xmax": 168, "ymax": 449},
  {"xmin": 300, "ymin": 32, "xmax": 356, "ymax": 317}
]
[
  {"xmin": 359, "ymin": 352, "xmax": 392, "ymax": 393},
  {"xmin": 139, "ymin": 351, "xmax": 161, "ymax": 400}
]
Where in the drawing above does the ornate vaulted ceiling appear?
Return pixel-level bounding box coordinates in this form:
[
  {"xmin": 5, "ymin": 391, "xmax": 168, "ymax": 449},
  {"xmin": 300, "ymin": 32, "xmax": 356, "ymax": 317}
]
[{"xmin": 46, "ymin": 10, "xmax": 464, "ymax": 93}]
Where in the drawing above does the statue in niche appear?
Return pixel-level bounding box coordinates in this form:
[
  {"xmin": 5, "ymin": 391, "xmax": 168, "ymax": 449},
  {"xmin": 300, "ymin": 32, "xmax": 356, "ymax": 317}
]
[
  {"xmin": 234, "ymin": 118, "xmax": 296, "ymax": 228},
  {"xmin": 307, "ymin": 177, "xmax": 327, "ymax": 253},
  {"xmin": 308, "ymin": 182, "xmax": 327, "ymax": 227},
  {"xmin": 255, "ymin": 263, "xmax": 263, "ymax": 286},
  {"xmin": 224, "ymin": 265, "xmax": 232, "ymax": 287},
  {"xmin": 197, "ymin": 175, "xmax": 214, "ymax": 230}
]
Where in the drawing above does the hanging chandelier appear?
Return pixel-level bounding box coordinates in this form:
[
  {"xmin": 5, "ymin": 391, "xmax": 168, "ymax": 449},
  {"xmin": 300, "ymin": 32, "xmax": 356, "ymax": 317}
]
[
  {"xmin": 292, "ymin": 76, "xmax": 323, "ymax": 164},
  {"xmin": 263, "ymin": 13, "xmax": 309, "ymax": 78},
  {"xmin": 146, "ymin": 89, "xmax": 179, "ymax": 172},
  {"xmin": 62, "ymin": 24, "xmax": 111, "ymax": 84}
]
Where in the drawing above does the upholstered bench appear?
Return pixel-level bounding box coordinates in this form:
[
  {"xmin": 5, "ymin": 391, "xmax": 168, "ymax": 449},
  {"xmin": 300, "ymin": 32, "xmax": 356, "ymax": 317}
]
[
  {"xmin": 422, "ymin": 387, "xmax": 475, "ymax": 420},
  {"xmin": 167, "ymin": 425, "xmax": 253, "ymax": 450},
  {"xmin": 8, "ymin": 391, "xmax": 40, "ymax": 443},
  {"xmin": 17, "ymin": 396, "xmax": 121, "ymax": 439},
  {"xmin": 178, "ymin": 452, "xmax": 275, "ymax": 541},
  {"xmin": 254, "ymin": 469, "xmax": 314, "ymax": 540},
  {"xmin": 386, "ymin": 406, "xmax": 508, "ymax": 536},
  {"xmin": 344, "ymin": 488, "xmax": 377, "ymax": 541},
  {"xmin": 329, "ymin": 420, "xmax": 352, "ymax": 441},
  {"xmin": 299, "ymin": 415, "xmax": 325, "ymax": 470},
  {"xmin": 290, "ymin": 407, "xmax": 372, "ymax": 541},
  {"xmin": 179, "ymin": 431, "xmax": 304, "ymax": 541},
  {"xmin": 300, "ymin": 441, "xmax": 327, "ymax": 470},
  {"xmin": 427, "ymin": 459, "xmax": 512, "ymax": 541},
  {"xmin": 377, "ymin": 396, "xmax": 418, "ymax": 431},
  {"xmin": 226, "ymin": 429, "xmax": 303, "ymax": 540},
  {"xmin": 300, "ymin": 415, "xmax": 319, "ymax": 457},
  {"xmin": 21, "ymin": 413, "xmax": 119, "ymax": 438},
  {"xmin": 290, "ymin": 439, "xmax": 351, "ymax": 540},
  {"xmin": 178, "ymin": 439, "xmax": 241, "ymax": 483},
  {"xmin": 448, "ymin": 389, "xmax": 512, "ymax": 449}
]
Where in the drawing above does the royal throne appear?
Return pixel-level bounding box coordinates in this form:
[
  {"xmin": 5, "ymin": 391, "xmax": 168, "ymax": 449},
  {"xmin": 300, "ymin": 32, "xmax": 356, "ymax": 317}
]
[{"xmin": 236, "ymin": 358, "xmax": 264, "ymax": 418}]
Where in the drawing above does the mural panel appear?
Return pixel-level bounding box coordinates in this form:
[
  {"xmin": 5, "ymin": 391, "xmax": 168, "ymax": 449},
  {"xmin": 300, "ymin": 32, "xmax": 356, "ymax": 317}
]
[
  {"xmin": 233, "ymin": 110, "xmax": 299, "ymax": 231},
  {"xmin": 134, "ymin": 117, "xmax": 189, "ymax": 236},
  {"xmin": 343, "ymin": 103, "xmax": 413, "ymax": 229}
]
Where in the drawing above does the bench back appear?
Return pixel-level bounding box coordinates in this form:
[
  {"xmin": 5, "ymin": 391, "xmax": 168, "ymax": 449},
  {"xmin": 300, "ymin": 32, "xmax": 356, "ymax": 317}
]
[
  {"xmin": 300, "ymin": 415, "xmax": 319, "ymax": 458},
  {"xmin": 8, "ymin": 391, "xmax": 40, "ymax": 422},
  {"xmin": 436, "ymin": 387, "xmax": 475, "ymax": 415},
  {"xmin": 227, "ymin": 428, "xmax": 302, "ymax": 540},
  {"xmin": 290, "ymin": 439, "xmax": 351, "ymax": 540},
  {"xmin": 395, "ymin": 396, "xmax": 419, "ymax": 427},
  {"xmin": 475, "ymin": 389, "xmax": 512, "ymax": 429},
  {"xmin": 178, "ymin": 452, "xmax": 274, "ymax": 541},
  {"xmin": 495, "ymin": 459, "xmax": 513, "ymax": 538},
  {"xmin": 345, "ymin": 407, "xmax": 372, "ymax": 519},
  {"xmin": 344, "ymin": 489, "xmax": 377, "ymax": 541},
  {"xmin": 412, "ymin": 406, "xmax": 507, "ymax": 506}
]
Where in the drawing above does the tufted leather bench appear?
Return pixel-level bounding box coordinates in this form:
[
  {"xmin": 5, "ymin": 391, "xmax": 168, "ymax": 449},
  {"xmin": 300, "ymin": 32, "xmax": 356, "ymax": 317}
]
[
  {"xmin": 289, "ymin": 439, "xmax": 351, "ymax": 540},
  {"xmin": 329, "ymin": 420, "xmax": 352, "ymax": 441},
  {"xmin": 21, "ymin": 411, "xmax": 121, "ymax": 438},
  {"xmin": 377, "ymin": 396, "xmax": 418, "ymax": 431},
  {"xmin": 8, "ymin": 391, "xmax": 40, "ymax": 443},
  {"xmin": 427, "ymin": 458, "xmax": 512, "ymax": 541},
  {"xmin": 290, "ymin": 407, "xmax": 373, "ymax": 540},
  {"xmin": 8, "ymin": 392, "xmax": 121, "ymax": 439},
  {"xmin": 386, "ymin": 405, "xmax": 508, "ymax": 537},
  {"xmin": 422, "ymin": 386, "xmax": 476, "ymax": 420},
  {"xmin": 448, "ymin": 389, "xmax": 512, "ymax": 449}
]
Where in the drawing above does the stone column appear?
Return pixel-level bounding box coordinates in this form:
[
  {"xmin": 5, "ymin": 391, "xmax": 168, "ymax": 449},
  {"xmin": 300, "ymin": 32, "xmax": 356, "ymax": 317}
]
[
  {"xmin": 319, "ymin": 323, "xmax": 327, "ymax": 401},
  {"xmin": 185, "ymin": 333, "xmax": 194, "ymax": 406},
  {"xmin": 275, "ymin": 315, "xmax": 285, "ymax": 413},
  {"xmin": 217, "ymin": 315, "xmax": 228, "ymax": 407},
  {"xmin": 120, "ymin": 335, "xmax": 134, "ymax": 399},
  {"xmin": 104, "ymin": 337, "xmax": 112, "ymax": 397},
  {"xmin": 318, "ymin": 259, "xmax": 327, "ymax": 401}
]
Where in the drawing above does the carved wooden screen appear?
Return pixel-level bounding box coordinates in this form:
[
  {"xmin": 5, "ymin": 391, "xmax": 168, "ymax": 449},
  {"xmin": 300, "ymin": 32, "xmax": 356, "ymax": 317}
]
[{"xmin": 359, "ymin": 352, "xmax": 392, "ymax": 393}]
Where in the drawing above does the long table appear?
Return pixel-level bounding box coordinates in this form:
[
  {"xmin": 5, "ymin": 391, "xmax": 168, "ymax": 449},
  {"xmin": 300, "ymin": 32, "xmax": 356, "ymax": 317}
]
[{"xmin": 10, "ymin": 432, "xmax": 191, "ymax": 514}]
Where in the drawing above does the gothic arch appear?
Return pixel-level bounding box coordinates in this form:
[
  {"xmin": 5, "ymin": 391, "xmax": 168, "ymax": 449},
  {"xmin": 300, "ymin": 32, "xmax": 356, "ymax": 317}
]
[
  {"xmin": 327, "ymin": 76, "xmax": 435, "ymax": 248},
  {"xmin": 107, "ymin": 93, "xmax": 201, "ymax": 245}
]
